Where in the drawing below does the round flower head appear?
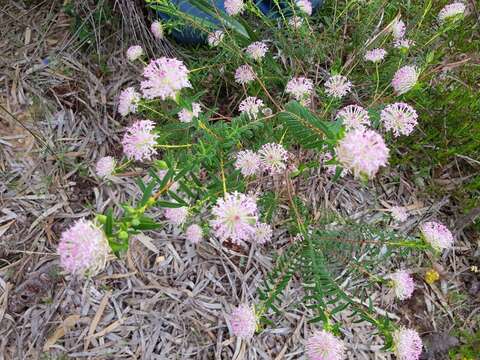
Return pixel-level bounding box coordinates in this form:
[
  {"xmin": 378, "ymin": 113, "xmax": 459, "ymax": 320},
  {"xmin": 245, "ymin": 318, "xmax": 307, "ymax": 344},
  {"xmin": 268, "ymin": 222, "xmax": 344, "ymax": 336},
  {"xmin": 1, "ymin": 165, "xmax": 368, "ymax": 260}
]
[
  {"xmin": 306, "ymin": 330, "xmax": 345, "ymax": 360},
  {"xmin": 122, "ymin": 120, "xmax": 158, "ymax": 161},
  {"xmin": 336, "ymin": 128, "xmax": 389, "ymax": 179},
  {"xmin": 126, "ymin": 45, "xmax": 143, "ymax": 61},
  {"xmin": 296, "ymin": 0, "xmax": 313, "ymax": 16},
  {"xmin": 392, "ymin": 65, "xmax": 418, "ymax": 96},
  {"xmin": 235, "ymin": 150, "xmax": 261, "ymax": 177},
  {"xmin": 95, "ymin": 156, "xmax": 115, "ymax": 178},
  {"xmin": 245, "ymin": 41, "xmax": 268, "ymax": 61},
  {"xmin": 57, "ymin": 219, "xmax": 110, "ymax": 276},
  {"xmin": 391, "ymin": 19, "xmax": 406, "ymax": 39},
  {"xmin": 165, "ymin": 207, "xmax": 188, "ymax": 226},
  {"xmin": 253, "ymin": 222, "xmax": 273, "ymax": 244},
  {"xmin": 289, "ymin": 15, "xmax": 304, "ymax": 29},
  {"xmin": 178, "ymin": 102, "xmax": 202, "ymax": 123},
  {"xmin": 364, "ymin": 48, "xmax": 387, "ymax": 63},
  {"xmin": 208, "ymin": 30, "xmax": 224, "ymax": 47},
  {"xmin": 420, "ymin": 221, "xmax": 454, "ymax": 251},
  {"xmin": 325, "ymin": 75, "xmax": 352, "ymax": 98},
  {"xmin": 235, "ymin": 64, "xmax": 256, "ymax": 85},
  {"xmin": 224, "ymin": 0, "xmax": 245, "ymax": 16},
  {"xmin": 230, "ymin": 304, "xmax": 257, "ymax": 340},
  {"xmin": 393, "ymin": 328, "xmax": 423, "ymax": 360},
  {"xmin": 336, "ymin": 105, "xmax": 370, "ymax": 130},
  {"xmin": 438, "ymin": 2, "xmax": 466, "ymax": 23},
  {"xmin": 141, "ymin": 57, "xmax": 191, "ymax": 100},
  {"xmin": 239, "ymin": 97, "xmax": 264, "ymax": 119},
  {"xmin": 118, "ymin": 87, "xmax": 140, "ymax": 117},
  {"xmin": 321, "ymin": 152, "xmax": 347, "ymax": 177},
  {"xmin": 394, "ymin": 38, "xmax": 414, "ymax": 50},
  {"xmin": 381, "ymin": 103, "xmax": 418, "ymax": 137},
  {"xmin": 391, "ymin": 206, "xmax": 408, "ymax": 222},
  {"xmin": 258, "ymin": 143, "xmax": 289, "ymax": 174},
  {"xmin": 185, "ymin": 224, "xmax": 203, "ymax": 244},
  {"xmin": 210, "ymin": 192, "xmax": 258, "ymax": 244},
  {"xmin": 387, "ymin": 270, "xmax": 415, "ymax": 300},
  {"xmin": 151, "ymin": 21, "xmax": 164, "ymax": 39},
  {"xmin": 286, "ymin": 77, "xmax": 314, "ymax": 101}
]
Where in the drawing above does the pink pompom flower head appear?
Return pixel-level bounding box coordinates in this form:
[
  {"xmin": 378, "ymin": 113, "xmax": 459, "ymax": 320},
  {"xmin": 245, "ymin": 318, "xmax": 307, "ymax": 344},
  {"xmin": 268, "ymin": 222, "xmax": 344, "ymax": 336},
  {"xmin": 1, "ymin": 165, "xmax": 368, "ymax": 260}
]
[
  {"xmin": 420, "ymin": 221, "xmax": 454, "ymax": 251},
  {"xmin": 126, "ymin": 45, "xmax": 143, "ymax": 61},
  {"xmin": 185, "ymin": 224, "xmax": 203, "ymax": 244},
  {"xmin": 306, "ymin": 329, "xmax": 345, "ymax": 360},
  {"xmin": 392, "ymin": 65, "xmax": 418, "ymax": 96},
  {"xmin": 438, "ymin": 2, "xmax": 466, "ymax": 23},
  {"xmin": 393, "ymin": 328, "xmax": 423, "ymax": 360},
  {"xmin": 230, "ymin": 304, "xmax": 257, "ymax": 340},
  {"xmin": 253, "ymin": 222, "xmax": 273, "ymax": 244},
  {"xmin": 95, "ymin": 156, "xmax": 116, "ymax": 178},
  {"xmin": 235, "ymin": 150, "xmax": 261, "ymax": 177},
  {"xmin": 165, "ymin": 207, "xmax": 188, "ymax": 226},
  {"xmin": 336, "ymin": 105, "xmax": 370, "ymax": 130},
  {"xmin": 245, "ymin": 41, "xmax": 268, "ymax": 61},
  {"xmin": 235, "ymin": 64, "xmax": 256, "ymax": 85},
  {"xmin": 289, "ymin": 15, "xmax": 304, "ymax": 29},
  {"xmin": 118, "ymin": 87, "xmax": 140, "ymax": 117},
  {"xmin": 364, "ymin": 48, "xmax": 387, "ymax": 63},
  {"xmin": 151, "ymin": 20, "xmax": 164, "ymax": 39},
  {"xmin": 286, "ymin": 77, "xmax": 314, "ymax": 102},
  {"xmin": 122, "ymin": 120, "xmax": 158, "ymax": 161},
  {"xmin": 391, "ymin": 19, "xmax": 406, "ymax": 39},
  {"xmin": 57, "ymin": 219, "xmax": 110, "ymax": 276},
  {"xmin": 208, "ymin": 30, "xmax": 224, "ymax": 47},
  {"xmin": 239, "ymin": 97, "xmax": 264, "ymax": 119},
  {"xmin": 178, "ymin": 102, "xmax": 202, "ymax": 123},
  {"xmin": 141, "ymin": 57, "xmax": 191, "ymax": 100},
  {"xmin": 224, "ymin": 0, "xmax": 245, "ymax": 16},
  {"xmin": 324, "ymin": 75, "xmax": 352, "ymax": 99},
  {"xmin": 381, "ymin": 102, "xmax": 418, "ymax": 137},
  {"xmin": 210, "ymin": 192, "xmax": 258, "ymax": 244},
  {"xmin": 258, "ymin": 143, "xmax": 289, "ymax": 174},
  {"xmin": 387, "ymin": 270, "xmax": 415, "ymax": 300},
  {"xmin": 336, "ymin": 128, "xmax": 389, "ymax": 179},
  {"xmin": 296, "ymin": 0, "xmax": 313, "ymax": 16},
  {"xmin": 391, "ymin": 206, "xmax": 409, "ymax": 222}
]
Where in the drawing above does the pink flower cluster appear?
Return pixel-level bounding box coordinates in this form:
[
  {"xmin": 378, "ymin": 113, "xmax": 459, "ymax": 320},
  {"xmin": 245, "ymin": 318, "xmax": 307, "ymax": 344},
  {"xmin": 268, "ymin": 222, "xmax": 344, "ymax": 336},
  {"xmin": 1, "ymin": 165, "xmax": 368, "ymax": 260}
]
[
  {"xmin": 336, "ymin": 128, "xmax": 389, "ymax": 179},
  {"xmin": 286, "ymin": 77, "xmax": 314, "ymax": 102},
  {"xmin": 296, "ymin": 0, "xmax": 313, "ymax": 16},
  {"xmin": 388, "ymin": 270, "xmax": 415, "ymax": 300},
  {"xmin": 178, "ymin": 102, "xmax": 202, "ymax": 123},
  {"xmin": 141, "ymin": 57, "xmax": 191, "ymax": 100},
  {"xmin": 235, "ymin": 150, "xmax": 262, "ymax": 176},
  {"xmin": 118, "ymin": 87, "xmax": 140, "ymax": 117},
  {"xmin": 151, "ymin": 21, "xmax": 164, "ymax": 40},
  {"xmin": 235, "ymin": 64, "xmax": 256, "ymax": 85},
  {"xmin": 336, "ymin": 105, "xmax": 370, "ymax": 130},
  {"xmin": 95, "ymin": 156, "xmax": 116, "ymax": 178},
  {"xmin": 224, "ymin": 0, "xmax": 245, "ymax": 16},
  {"xmin": 364, "ymin": 48, "xmax": 387, "ymax": 63},
  {"xmin": 57, "ymin": 219, "xmax": 110, "ymax": 276},
  {"xmin": 438, "ymin": 2, "xmax": 466, "ymax": 23},
  {"xmin": 306, "ymin": 330, "xmax": 345, "ymax": 360},
  {"xmin": 381, "ymin": 102, "xmax": 418, "ymax": 137},
  {"xmin": 245, "ymin": 41, "xmax": 268, "ymax": 61},
  {"xmin": 235, "ymin": 143, "xmax": 289, "ymax": 176},
  {"xmin": 126, "ymin": 45, "xmax": 143, "ymax": 61},
  {"xmin": 229, "ymin": 304, "xmax": 257, "ymax": 339},
  {"xmin": 324, "ymin": 75, "xmax": 352, "ymax": 98},
  {"xmin": 165, "ymin": 207, "xmax": 188, "ymax": 226},
  {"xmin": 239, "ymin": 96, "xmax": 264, "ymax": 119},
  {"xmin": 186, "ymin": 224, "xmax": 203, "ymax": 244},
  {"xmin": 391, "ymin": 206, "xmax": 409, "ymax": 222},
  {"xmin": 393, "ymin": 328, "xmax": 423, "ymax": 360},
  {"xmin": 208, "ymin": 30, "xmax": 224, "ymax": 47},
  {"xmin": 122, "ymin": 120, "xmax": 158, "ymax": 161},
  {"xmin": 420, "ymin": 221, "xmax": 454, "ymax": 251},
  {"xmin": 392, "ymin": 66, "xmax": 418, "ymax": 95}
]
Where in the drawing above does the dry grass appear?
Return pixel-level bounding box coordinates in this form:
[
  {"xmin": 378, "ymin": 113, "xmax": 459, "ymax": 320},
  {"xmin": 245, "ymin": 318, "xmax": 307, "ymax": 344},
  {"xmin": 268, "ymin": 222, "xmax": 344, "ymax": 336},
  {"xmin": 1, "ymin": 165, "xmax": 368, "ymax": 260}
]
[{"xmin": 0, "ymin": 1, "xmax": 478, "ymax": 359}]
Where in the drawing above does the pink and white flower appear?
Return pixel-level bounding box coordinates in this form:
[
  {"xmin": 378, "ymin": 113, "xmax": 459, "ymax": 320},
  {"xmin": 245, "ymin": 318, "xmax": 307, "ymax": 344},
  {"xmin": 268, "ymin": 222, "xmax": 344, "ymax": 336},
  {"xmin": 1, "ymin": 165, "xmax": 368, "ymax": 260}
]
[
  {"xmin": 224, "ymin": 0, "xmax": 245, "ymax": 16},
  {"xmin": 391, "ymin": 19, "xmax": 406, "ymax": 39},
  {"xmin": 391, "ymin": 206, "xmax": 409, "ymax": 222},
  {"xmin": 289, "ymin": 15, "xmax": 304, "ymax": 29},
  {"xmin": 178, "ymin": 102, "xmax": 202, "ymax": 123},
  {"xmin": 387, "ymin": 270, "xmax": 415, "ymax": 300},
  {"xmin": 95, "ymin": 156, "xmax": 116, "ymax": 178},
  {"xmin": 364, "ymin": 48, "xmax": 387, "ymax": 63},
  {"xmin": 126, "ymin": 45, "xmax": 143, "ymax": 61},
  {"xmin": 306, "ymin": 330, "xmax": 345, "ymax": 360},
  {"xmin": 336, "ymin": 128, "xmax": 389, "ymax": 179},
  {"xmin": 286, "ymin": 77, "xmax": 314, "ymax": 101},
  {"xmin": 336, "ymin": 105, "xmax": 370, "ymax": 130},
  {"xmin": 438, "ymin": 2, "xmax": 466, "ymax": 23},
  {"xmin": 324, "ymin": 75, "xmax": 352, "ymax": 98},
  {"xmin": 210, "ymin": 192, "xmax": 258, "ymax": 244},
  {"xmin": 245, "ymin": 41, "xmax": 268, "ymax": 61},
  {"xmin": 235, "ymin": 150, "xmax": 261, "ymax": 177},
  {"xmin": 122, "ymin": 120, "xmax": 158, "ymax": 161},
  {"xmin": 253, "ymin": 222, "xmax": 273, "ymax": 244},
  {"xmin": 57, "ymin": 219, "xmax": 110, "ymax": 275},
  {"xmin": 258, "ymin": 143, "xmax": 289, "ymax": 174},
  {"xmin": 392, "ymin": 66, "xmax": 418, "ymax": 95},
  {"xmin": 230, "ymin": 304, "xmax": 257, "ymax": 339},
  {"xmin": 296, "ymin": 0, "xmax": 313, "ymax": 16},
  {"xmin": 118, "ymin": 87, "xmax": 140, "ymax": 116},
  {"xmin": 235, "ymin": 64, "xmax": 256, "ymax": 85},
  {"xmin": 151, "ymin": 21, "xmax": 164, "ymax": 40},
  {"xmin": 141, "ymin": 57, "xmax": 191, "ymax": 100},
  {"xmin": 420, "ymin": 221, "xmax": 454, "ymax": 251},
  {"xmin": 393, "ymin": 328, "xmax": 423, "ymax": 360},
  {"xmin": 381, "ymin": 102, "xmax": 418, "ymax": 137},
  {"xmin": 208, "ymin": 30, "xmax": 224, "ymax": 47},
  {"xmin": 165, "ymin": 207, "xmax": 188, "ymax": 226},
  {"xmin": 239, "ymin": 97, "xmax": 264, "ymax": 119},
  {"xmin": 185, "ymin": 224, "xmax": 203, "ymax": 244},
  {"xmin": 394, "ymin": 39, "xmax": 414, "ymax": 50}
]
